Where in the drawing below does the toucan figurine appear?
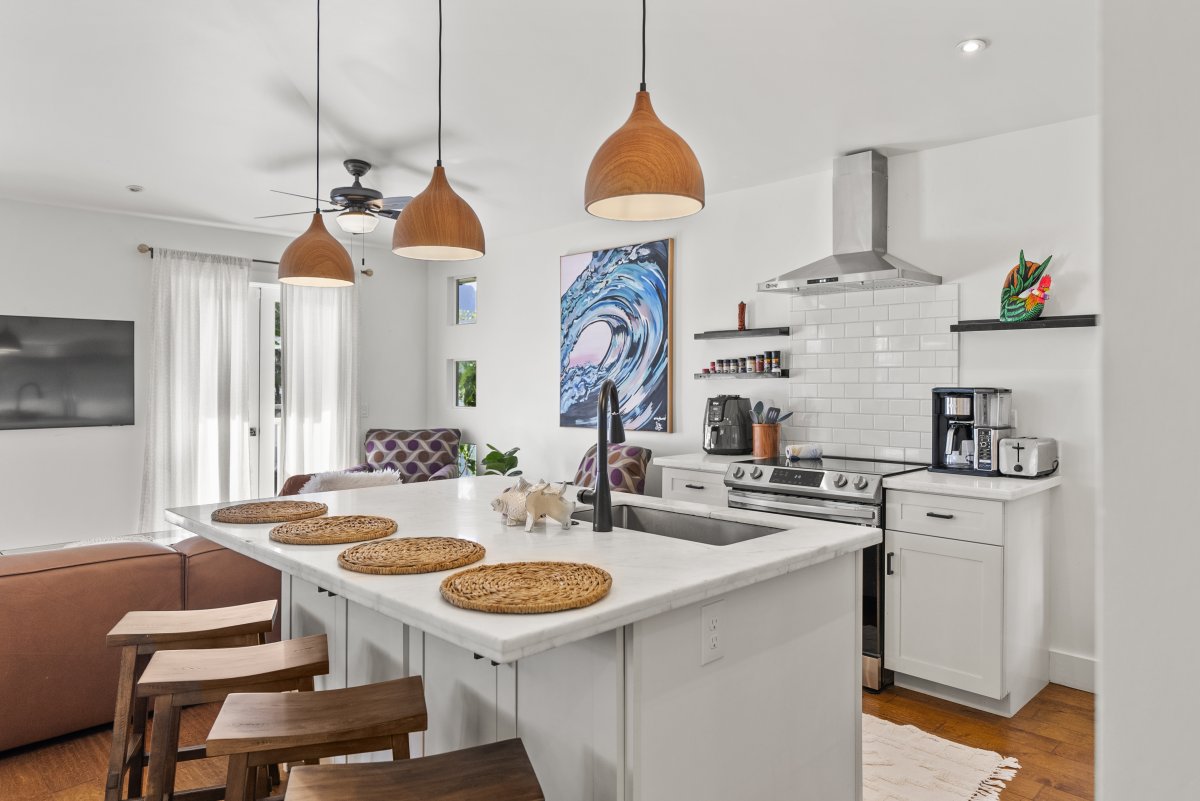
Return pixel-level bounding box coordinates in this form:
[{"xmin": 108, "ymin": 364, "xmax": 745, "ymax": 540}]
[{"xmin": 1000, "ymin": 250, "xmax": 1053, "ymax": 323}]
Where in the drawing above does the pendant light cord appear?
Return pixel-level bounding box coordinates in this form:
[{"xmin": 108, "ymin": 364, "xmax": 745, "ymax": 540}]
[
  {"xmin": 640, "ymin": 0, "xmax": 646, "ymax": 92},
  {"xmin": 315, "ymin": 0, "xmax": 322, "ymax": 213},
  {"xmin": 437, "ymin": 0, "xmax": 443, "ymax": 167}
]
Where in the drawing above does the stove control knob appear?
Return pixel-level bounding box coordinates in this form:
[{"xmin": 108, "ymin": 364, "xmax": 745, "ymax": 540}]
[
  {"xmin": 750, "ymin": 467, "xmax": 764, "ymax": 480},
  {"xmin": 833, "ymin": 474, "xmax": 848, "ymax": 488},
  {"xmin": 732, "ymin": 467, "xmax": 745, "ymax": 479},
  {"xmin": 853, "ymin": 476, "xmax": 869, "ymax": 491}
]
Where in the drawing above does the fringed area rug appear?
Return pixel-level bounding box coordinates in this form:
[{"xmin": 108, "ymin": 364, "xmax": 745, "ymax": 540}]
[{"xmin": 864, "ymin": 715, "xmax": 1021, "ymax": 801}]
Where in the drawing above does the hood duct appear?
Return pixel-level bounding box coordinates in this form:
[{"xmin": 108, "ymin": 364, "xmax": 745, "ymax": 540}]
[{"xmin": 757, "ymin": 150, "xmax": 942, "ymax": 295}]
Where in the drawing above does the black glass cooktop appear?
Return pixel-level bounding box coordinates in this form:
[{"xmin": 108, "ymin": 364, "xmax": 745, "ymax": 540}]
[{"xmin": 738, "ymin": 456, "xmax": 928, "ymax": 478}]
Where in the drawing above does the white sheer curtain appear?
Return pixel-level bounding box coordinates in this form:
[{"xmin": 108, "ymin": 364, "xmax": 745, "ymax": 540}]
[
  {"xmin": 280, "ymin": 284, "xmax": 359, "ymax": 478},
  {"xmin": 139, "ymin": 249, "xmax": 251, "ymax": 530}
]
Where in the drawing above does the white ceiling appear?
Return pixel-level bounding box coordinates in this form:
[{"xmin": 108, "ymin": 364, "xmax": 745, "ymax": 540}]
[{"xmin": 0, "ymin": 0, "xmax": 1097, "ymax": 248}]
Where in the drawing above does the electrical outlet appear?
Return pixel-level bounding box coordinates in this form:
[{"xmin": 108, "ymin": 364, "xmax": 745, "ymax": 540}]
[
  {"xmin": 360, "ymin": 402, "xmax": 370, "ymax": 419},
  {"xmin": 700, "ymin": 600, "xmax": 725, "ymax": 665}
]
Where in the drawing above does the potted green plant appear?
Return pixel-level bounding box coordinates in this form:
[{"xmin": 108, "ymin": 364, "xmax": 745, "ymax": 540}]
[{"xmin": 482, "ymin": 443, "xmax": 522, "ymax": 476}]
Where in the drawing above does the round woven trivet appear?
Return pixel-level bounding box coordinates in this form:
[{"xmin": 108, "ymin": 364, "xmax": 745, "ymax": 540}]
[
  {"xmin": 337, "ymin": 537, "xmax": 486, "ymax": 575},
  {"xmin": 211, "ymin": 500, "xmax": 328, "ymax": 524},
  {"xmin": 269, "ymin": 515, "xmax": 397, "ymax": 546},
  {"xmin": 440, "ymin": 561, "xmax": 612, "ymax": 614}
]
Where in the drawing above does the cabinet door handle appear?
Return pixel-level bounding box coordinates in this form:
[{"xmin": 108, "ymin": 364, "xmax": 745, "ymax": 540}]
[
  {"xmin": 886, "ymin": 552, "xmax": 895, "ymax": 575},
  {"xmin": 926, "ymin": 511, "xmax": 955, "ymax": 520},
  {"xmin": 684, "ymin": 483, "xmax": 706, "ymax": 490}
]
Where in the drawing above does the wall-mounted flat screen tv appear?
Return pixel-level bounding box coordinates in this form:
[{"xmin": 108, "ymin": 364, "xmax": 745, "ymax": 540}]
[{"xmin": 0, "ymin": 315, "xmax": 135, "ymax": 430}]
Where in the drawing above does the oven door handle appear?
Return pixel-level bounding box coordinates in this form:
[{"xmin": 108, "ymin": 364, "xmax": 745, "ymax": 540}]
[{"xmin": 727, "ymin": 491, "xmax": 878, "ymax": 520}]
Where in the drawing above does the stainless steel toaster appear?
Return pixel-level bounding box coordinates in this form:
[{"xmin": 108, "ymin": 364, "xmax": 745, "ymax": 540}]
[{"xmin": 998, "ymin": 437, "xmax": 1059, "ymax": 478}]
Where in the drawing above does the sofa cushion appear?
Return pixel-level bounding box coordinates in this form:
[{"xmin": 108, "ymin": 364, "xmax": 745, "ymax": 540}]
[
  {"xmin": 172, "ymin": 537, "xmax": 282, "ymax": 642},
  {"xmin": 362, "ymin": 428, "xmax": 460, "ymax": 482},
  {"xmin": 0, "ymin": 542, "xmax": 183, "ymax": 752}
]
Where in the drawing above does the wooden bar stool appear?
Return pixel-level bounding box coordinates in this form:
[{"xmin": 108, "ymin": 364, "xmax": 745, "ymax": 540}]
[
  {"xmin": 104, "ymin": 600, "xmax": 279, "ymax": 801},
  {"xmin": 206, "ymin": 676, "xmax": 429, "ymax": 801},
  {"xmin": 137, "ymin": 633, "xmax": 330, "ymax": 801},
  {"xmin": 283, "ymin": 739, "xmax": 544, "ymax": 801}
]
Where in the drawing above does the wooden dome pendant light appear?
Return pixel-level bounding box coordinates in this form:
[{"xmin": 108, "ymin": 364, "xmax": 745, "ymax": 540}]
[
  {"xmin": 585, "ymin": 0, "xmax": 704, "ymax": 221},
  {"xmin": 392, "ymin": 0, "xmax": 485, "ymax": 261},
  {"xmin": 279, "ymin": 0, "xmax": 355, "ymax": 287}
]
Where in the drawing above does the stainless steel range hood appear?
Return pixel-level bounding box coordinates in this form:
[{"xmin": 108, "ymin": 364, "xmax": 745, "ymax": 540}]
[{"xmin": 758, "ymin": 150, "xmax": 941, "ymax": 295}]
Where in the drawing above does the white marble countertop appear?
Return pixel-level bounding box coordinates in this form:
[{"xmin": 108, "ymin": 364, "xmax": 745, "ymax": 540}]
[
  {"xmin": 883, "ymin": 469, "xmax": 1063, "ymax": 501},
  {"xmin": 166, "ymin": 477, "xmax": 878, "ymax": 664},
  {"xmin": 652, "ymin": 452, "xmax": 748, "ymax": 474}
]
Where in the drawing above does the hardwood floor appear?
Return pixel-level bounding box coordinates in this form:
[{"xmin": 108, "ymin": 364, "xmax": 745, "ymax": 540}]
[
  {"xmin": 1, "ymin": 685, "xmax": 1093, "ymax": 801},
  {"xmin": 864, "ymin": 683, "xmax": 1095, "ymax": 800}
]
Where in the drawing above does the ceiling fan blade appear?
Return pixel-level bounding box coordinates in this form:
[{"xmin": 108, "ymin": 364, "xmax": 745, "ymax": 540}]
[
  {"xmin": 255, "ymin": 208, "xmax": 342, "ymax": 219},
  {"xmin": 374, "ymin": 209, "xmax": 401, "ymax": 220},
  {"xmin": 270, "ymin": 189, "xmax": 340, "ymax": 206},
  {"xmin": 377, "ymin": 196, "xmax": 413, "ymax": 210}
]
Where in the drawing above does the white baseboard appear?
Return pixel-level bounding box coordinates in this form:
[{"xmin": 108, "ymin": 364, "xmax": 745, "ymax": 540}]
[{"xmin": 1049, "ymin": 648, "xmax": 1096, "ymax": 693}]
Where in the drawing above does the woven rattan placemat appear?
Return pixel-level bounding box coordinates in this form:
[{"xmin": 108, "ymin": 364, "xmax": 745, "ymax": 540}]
[
  {"xmin": 440, "ymin": 561, "xmax": 612, "ymax": 614},
  {"xmin": 337, "ymin": 537, "xmax": 486, "ymax": 575},
  {"xmin": 211, "ymin": 500, "xmax": 328, "ymax": 524},
  {"xmin": 269, "ymin": 515, "xmax": 397, "ymax": 545}
]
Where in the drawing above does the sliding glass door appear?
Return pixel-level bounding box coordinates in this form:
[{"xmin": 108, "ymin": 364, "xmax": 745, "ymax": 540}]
[{"xmin": 248, "ymin": 284, "xmax": 282, "ymax": 497}]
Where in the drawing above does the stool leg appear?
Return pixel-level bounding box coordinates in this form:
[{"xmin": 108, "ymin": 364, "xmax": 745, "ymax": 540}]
[
  {"xmin": 391, "ymin": 734, "xmax": 411, "ymax": 760},
  {"xmin": 144, "ymin": 695, "xmax": 180, "ymax": 801},
  {"xmin": 224, "ymin": 753, "xmax": 252, "ymax": 801},
  {"xmin": 126, "ymin": 693, "xmax": 149, "ymax": 799},
  {"xmin": 104, "ymin": 647, "xmax": 139, "ymax": 801}
]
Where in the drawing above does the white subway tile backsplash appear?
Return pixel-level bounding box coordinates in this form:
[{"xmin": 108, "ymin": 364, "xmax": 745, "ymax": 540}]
[
  {"xmin": 818, "ymin": 324, "xmax": 845, "ymax": 339},
  {"xmin": 784, "ymin": 283, "xmax": 958, "ymax": 461},
  {"xmin": 845, "ymin": 352, "xmax": 873, "ymax": 368}
]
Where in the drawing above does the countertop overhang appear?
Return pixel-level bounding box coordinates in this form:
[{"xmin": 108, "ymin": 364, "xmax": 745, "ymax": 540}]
[{"xmin": 166, "ymin": 476, "xmax": 878, "ymax": 664}]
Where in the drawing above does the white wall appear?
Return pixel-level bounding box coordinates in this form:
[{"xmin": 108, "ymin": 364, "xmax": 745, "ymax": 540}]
[
  {"xmin": 0, "ymin": 200, "xmax": 424, "ymax": 549},
  {"xmin": 888, "ymin": 116, "xmax": 1101, "ymax": 689},
  {"xmin": 422, "ymin": 172, "xmax": 831, "ymax": 490},
  {"xmin": 424, "ymin": 116, "xmax": 1100, "ymax": 688},
  {"xmin": 1098, "ymin": 2, "xmax": 1200, "ymax": 797}
]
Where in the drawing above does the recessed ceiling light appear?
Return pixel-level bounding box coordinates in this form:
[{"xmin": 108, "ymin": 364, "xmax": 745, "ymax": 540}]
[
  {"xmin": 956, "ymin": 39, "xmax": 989, "ymax": 55},
  {"xmin": 126, "ymin": 184, "xmax": 145, "ymax": 193}
]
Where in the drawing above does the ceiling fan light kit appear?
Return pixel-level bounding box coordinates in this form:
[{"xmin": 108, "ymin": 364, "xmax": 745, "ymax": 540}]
[
  {"xmin": 336, "ymin": 208, "xmax": 379, "ymax": 234},
  {"xmin": 392, "ymin": 0, "xmax": 485, "ymax": 261},
  {"xmin": 585, "ymin": 0, "xmax": 704, "ymax": 221}
]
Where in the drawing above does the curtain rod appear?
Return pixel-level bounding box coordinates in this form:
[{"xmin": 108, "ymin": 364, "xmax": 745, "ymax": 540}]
[{"xmin": 135, "ymin": 243, "xmax": 373, "ymax": 276}]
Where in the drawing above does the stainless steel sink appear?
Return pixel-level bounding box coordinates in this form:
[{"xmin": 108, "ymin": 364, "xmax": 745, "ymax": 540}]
[{"xmin": 571, "ymin": 505, "xmax": 782, "ymax": 547}]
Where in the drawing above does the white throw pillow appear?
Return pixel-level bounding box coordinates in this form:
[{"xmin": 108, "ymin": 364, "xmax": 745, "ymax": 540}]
[{"xmin": 300, "ymin": 469, "xmax": 403, "ymax": 494}]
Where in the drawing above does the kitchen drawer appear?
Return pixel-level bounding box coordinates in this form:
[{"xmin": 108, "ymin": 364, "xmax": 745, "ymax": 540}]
[
  {"xmin": 885, "ymin": 490, "xmax": 1003, "ymax": 546},
  {"xmin": 661, "ymin": 468, "xmax": 728, "ymax": 507}
]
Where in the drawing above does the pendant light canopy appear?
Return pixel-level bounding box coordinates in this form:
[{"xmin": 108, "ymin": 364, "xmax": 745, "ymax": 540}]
[
  {"xmin": 585, "ymin": 0, "xmax": 704, "ymax": 221},
  {"xmin": 279, "ymin": 0, "xmax": 354, "ymax": 287},
  {"xmin": 393, "ymin": 0, "xmax": 485, "ymax": 261}
]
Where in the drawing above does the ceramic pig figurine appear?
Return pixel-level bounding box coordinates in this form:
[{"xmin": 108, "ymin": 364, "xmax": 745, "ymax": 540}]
[
  {"xmin": 491, "ymin": 477, "xmax": 534, "ymax": 526},
  {"xmin": 524, "ymin": 482, "xmax": 575, "ymax": 532}
]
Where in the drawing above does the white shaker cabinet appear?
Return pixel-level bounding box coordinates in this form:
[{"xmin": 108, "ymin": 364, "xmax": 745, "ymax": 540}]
[
  {"xmin": 883, "ymin": 487, "xmax": 1052, "ymax": 717},
  {"xmin": 288, "ymin": 576, "xmax": 348, "ymax": 692}
]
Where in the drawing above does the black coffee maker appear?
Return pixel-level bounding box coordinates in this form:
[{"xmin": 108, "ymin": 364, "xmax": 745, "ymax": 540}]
[
  {"xmin": 702, "ymin": 395, "xmax": 752, "ymax": 455},
  {"xmin": 930, "ymin": 387, "xmax": 1013, "ymax": 475}
]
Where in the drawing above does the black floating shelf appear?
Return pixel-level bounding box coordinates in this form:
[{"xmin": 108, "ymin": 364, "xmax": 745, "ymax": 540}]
[
  {"xmin": 694, "ymin": 370, "xmax": 790, "ymax": 380},
  {"xmin": 694, "ymin": 326, "xmax": 791, "ymax": 340},
  {"xmin": 950, "ymin": 314, "xmax": 1098, "ymax": 333}
]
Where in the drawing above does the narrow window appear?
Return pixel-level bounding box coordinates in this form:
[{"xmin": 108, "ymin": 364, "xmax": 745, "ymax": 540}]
[
  {"xmin": 456, "ymin": 278, "xmax": 477, "ymax": 325},
  {"xmin": 455, "ymin": 360, "xmax": 477, "ymax": 407},
  {"xmin": 457, "ymin": 443, "xmax": 478, "ymax": 476}
]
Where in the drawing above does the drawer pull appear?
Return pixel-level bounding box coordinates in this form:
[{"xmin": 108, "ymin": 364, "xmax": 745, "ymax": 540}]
[
  {"xmin": 886, "ymin": 552, "xmax": 895, "ymax": 575},
  {"xmin": 926, "ymin": 512, "xmax": 955, "ymax": 520},
  {"xmin": 684, "ymin": 483, "xmax": 706, "ymax": 490}
]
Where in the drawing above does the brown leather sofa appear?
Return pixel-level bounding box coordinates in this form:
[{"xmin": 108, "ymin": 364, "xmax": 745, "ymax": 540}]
[{"xmin": 0, "ymin": 537, "xmax": 280, "ymax": 753}]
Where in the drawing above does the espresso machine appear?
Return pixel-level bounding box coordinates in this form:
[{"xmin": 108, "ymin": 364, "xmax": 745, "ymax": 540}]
[{"xmin": 929, "ymin": 388, "xmax": 1013, "ymax": 475}]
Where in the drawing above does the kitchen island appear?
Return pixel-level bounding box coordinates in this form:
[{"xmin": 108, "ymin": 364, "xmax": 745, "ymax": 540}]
[{"xmin": 167, "ymin": 476, "xmax": 876, "ymax": 801}]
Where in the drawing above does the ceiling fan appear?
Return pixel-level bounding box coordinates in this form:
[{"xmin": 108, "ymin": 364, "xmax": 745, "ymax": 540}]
[{"xmin": 259, "ymin": 158, "xmax": 412, "ymax": 234}]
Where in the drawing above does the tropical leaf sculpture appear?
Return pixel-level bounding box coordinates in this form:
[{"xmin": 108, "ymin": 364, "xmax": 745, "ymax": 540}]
[{"xmin": 1000, "ymin": 250, "xmax": 1053, "ymax": 323}]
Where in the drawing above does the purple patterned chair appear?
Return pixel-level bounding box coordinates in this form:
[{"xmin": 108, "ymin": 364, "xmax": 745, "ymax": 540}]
[
  {"xmin": 573, "ymin": 443, "xmax": 653, "ymax": 495},
  {"xmin": 356, "ymin": 428, "xmax": 461, "ymax": 482}
]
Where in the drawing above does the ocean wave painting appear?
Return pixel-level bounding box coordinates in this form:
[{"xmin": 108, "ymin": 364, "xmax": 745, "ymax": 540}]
[{"xmin": 560, "ymin": 239, "xmax": 672, "ymax": 432}]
